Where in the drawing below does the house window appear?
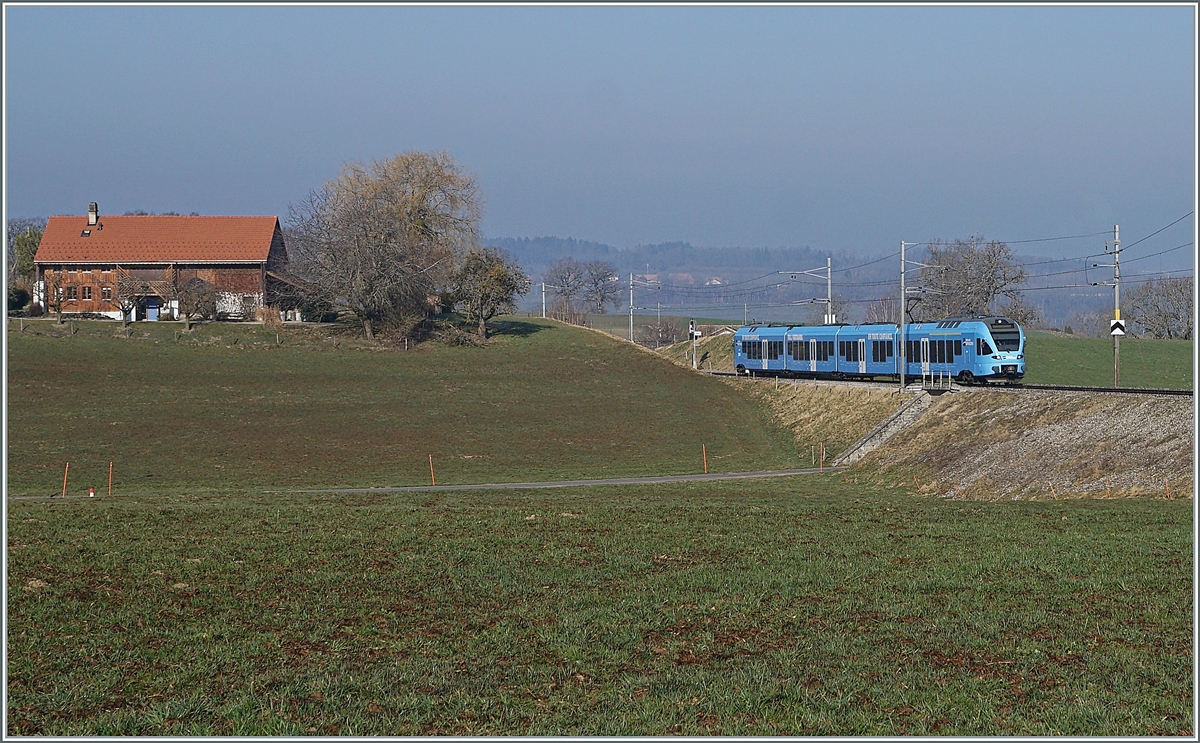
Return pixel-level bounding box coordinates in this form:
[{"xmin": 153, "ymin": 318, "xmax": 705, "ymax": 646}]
[
  {"xmin": 101, "ymin": 287, "xmax": 112, "ymax": 301},
  {"xmin": 100, "ymin": 266, "xmax": 113, "ymax": 274},
  {"xmin": 67, "ymin": 287, "xmax": 78, "ymax": 301},
  {"xmin": 81, "ymin": 286, "xmax": 92, "ymax": 300}
]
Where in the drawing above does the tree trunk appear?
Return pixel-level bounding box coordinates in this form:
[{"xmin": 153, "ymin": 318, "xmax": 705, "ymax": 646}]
[
  {"xmin": 477, "ymin": 315, "xmax": 487, "ymax": 340},
  {"xmin": 183, "ymin": 313, "xmax": 191, "ymax": 331},
  {"xmin": 362, "ymin": 317, "xmax": 374, "ymax": 341}
]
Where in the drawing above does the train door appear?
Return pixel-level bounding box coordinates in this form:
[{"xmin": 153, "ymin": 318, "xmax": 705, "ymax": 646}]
[
  {"xmin": 808, "ymin": 339, "xmax": 817, "ymax": 373},
  {"xmin": 920, "ymin": 338, "xmax": 930, "ymax": 376},
  {"xmin": 858, "ymin": 339, "xmax": 866, "ymax": 374}
]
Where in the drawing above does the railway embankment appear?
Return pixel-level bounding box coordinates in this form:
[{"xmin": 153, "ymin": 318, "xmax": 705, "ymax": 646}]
[
  {"xmin": 719, "ymin": 377, "xmax": 912, "ymax": 462},
  {"xmin": 857, "ymin": 387, "xmax": 1194, "ymax": 500}
]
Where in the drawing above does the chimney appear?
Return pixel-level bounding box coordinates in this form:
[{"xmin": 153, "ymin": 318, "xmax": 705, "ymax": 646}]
[{"xmin": 87, "ymin": 202, "xmax": 98, "ymax": 226}]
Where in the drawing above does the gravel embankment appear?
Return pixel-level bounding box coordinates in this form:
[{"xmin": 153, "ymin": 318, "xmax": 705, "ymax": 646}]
[{"xmin": 860, "ymin": 388, "xmax": 1194, "ymax": 499}]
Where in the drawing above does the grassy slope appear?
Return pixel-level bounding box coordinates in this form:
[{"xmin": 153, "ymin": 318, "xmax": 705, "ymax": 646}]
[
  {"xmin": 7, "ymin": 482, "xmax": 1191, "ymax": 736},
  {"xmin": 1023, "ymin": 330, "xmax": 1193, "ymax": 389},
  {"xmin": 6, "ymin": 319, "xmax": 801, "ymax": 495},
  {"xmin": 6, "ymin": 318, "xmax": 1192, "ymax": 736}
]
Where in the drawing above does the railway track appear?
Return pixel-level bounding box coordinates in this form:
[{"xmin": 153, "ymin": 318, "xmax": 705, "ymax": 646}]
[{"xmin": 704, "ymin": 369, "xmax": 1193, "ymax": 396}]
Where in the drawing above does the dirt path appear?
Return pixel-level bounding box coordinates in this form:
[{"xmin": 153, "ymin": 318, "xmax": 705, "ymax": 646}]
[{"xmin": 278, "ymin": 467, "xmax": 838, "ymax": 494}]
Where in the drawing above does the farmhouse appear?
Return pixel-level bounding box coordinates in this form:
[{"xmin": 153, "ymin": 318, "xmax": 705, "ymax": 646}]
[{"xmin": 33, "ymin": 203, "xmax": 293, "ymax": 321}]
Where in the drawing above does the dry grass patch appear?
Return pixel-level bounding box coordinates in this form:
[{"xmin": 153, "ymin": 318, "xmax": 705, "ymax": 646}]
[
  {"xmin": 859, "ymin": 389, "xmax": 1193, "ymax": 500},
  {"xmin": 721, "ymin": 379, "xmax": 908, "ymax": 460}
]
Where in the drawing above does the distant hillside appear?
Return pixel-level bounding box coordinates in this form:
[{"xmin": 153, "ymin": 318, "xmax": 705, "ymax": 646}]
[
  {"xmin": 484, "ymin": 236, "xmax": 830, "ymax": 283},
  {"xmin": 485, "ymin": 235, "xmax": 1114, "ymax": 327}
]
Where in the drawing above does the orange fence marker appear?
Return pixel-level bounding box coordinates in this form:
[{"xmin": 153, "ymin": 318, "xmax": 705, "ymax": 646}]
[
  {"xmin": 702, "ymin": 444, "xmax": 708, "ymax": 474},
  {"xmin": 61, "ymin": 462, "xmax": 70, "ymax": 498},
  {"xmin": 429, "ymin": 454, "xmax": 436, "ymax": 486}
]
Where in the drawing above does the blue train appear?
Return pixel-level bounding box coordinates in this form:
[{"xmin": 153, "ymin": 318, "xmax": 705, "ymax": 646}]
[{"xmin": 733, "ymin": 317, "xmax": 1025, "ymax": 384}]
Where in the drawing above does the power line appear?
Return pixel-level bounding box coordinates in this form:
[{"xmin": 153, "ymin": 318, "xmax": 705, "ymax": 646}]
[
  {"xmin": 831, "ymin": 252, "xmax": 900, "ymax": 273},
  {"xmin": 1121, "ymin": 241, "xmax": 1193, "ymax": 264},
  {"xmin": 1120, "ymin": 211, "xmax": 1194, "ymax": 252}
]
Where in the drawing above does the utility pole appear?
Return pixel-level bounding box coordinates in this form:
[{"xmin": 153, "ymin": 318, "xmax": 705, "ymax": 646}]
[
  {"xmin": 1092, "ymin": 224, "xmax": 1123, "ymax": 387},
  {"xmin": 629, "ymin": 273, "xmax": 634, "ymax": 342},
  {"xmin": 898, "ymin": 240, "xmax": 943, "ymax": 393},
  {"xmin": 899, "ymin": 241, "xmax": 907, "ymax": 395},
  {"xmin": 541, "ymin": 282, "xmax": 546, "ymax": 319},
  {"xmin": 1113, "ymin": 224, "xmax": 1121, "ymax": 387},
  {"xmin": 825, "ymin": 257, "xmax": 833, "ymax": 323},
  {"xmin": 779, "ymin": 257, "xmax": 834, "ymax": 323},
  {"xmin": 690, "ymin": 319, "xmax": 697, "ymax": 369}
]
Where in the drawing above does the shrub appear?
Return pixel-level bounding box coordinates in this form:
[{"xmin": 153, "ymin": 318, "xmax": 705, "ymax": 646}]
[{"xmin": 7, "ymin": 286, "xmax": 30, "ymax": 312}]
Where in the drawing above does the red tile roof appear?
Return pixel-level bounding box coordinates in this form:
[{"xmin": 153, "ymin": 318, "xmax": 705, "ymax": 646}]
[{"xmin": 35, "ymin": 215, "xmax": 281, "ymax": 263}]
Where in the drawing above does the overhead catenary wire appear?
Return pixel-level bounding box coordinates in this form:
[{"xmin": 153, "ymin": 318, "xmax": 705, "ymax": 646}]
[{"xmin": 1118, "ymin": 211, "xmax": 1193, "ymax": 252}]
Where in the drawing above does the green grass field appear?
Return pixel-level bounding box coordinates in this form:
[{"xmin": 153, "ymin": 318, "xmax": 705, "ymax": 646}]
[
  {"xmin": 5, "ymin": 318, "xmax": 1193, "ymax": 735},
  {"xmin": 1023, "ymin": 330, "xmax": 1193, "ymax": 389},
  {"xmin": 6, "ymin": 318, "xmax": 800, "ymax": 496},
  {"xmin": 7, "ymin": 481, "xmax": 1191, "ymax": 736}
]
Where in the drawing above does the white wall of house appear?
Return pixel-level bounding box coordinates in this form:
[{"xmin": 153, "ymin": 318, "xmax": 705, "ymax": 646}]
[{"xmin": 215, "ymin": 292, "xmax": 263, "ymax": 319}]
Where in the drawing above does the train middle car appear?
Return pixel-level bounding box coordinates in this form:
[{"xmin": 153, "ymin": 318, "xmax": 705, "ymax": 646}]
[{"xmin": 733, "ymin": 317, "xmax": 1025, "ymax": 383}]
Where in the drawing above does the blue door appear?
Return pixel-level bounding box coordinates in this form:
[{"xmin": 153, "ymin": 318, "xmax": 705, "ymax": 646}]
[{"xmin": 146, "ymin": 297, "xmax": 160, "ymax": 321}]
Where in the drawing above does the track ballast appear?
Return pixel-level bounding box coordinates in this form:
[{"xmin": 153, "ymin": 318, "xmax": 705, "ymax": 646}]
[{"xmin": 706, "ymin": 370, "xmax": 1192, "ymax": 396}]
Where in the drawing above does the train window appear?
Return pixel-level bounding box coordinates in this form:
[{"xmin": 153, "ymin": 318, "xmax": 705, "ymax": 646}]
[
  {"xmin": 745, "ymin": 341, "xmax": 763, "ymax": 360},
  {"xmin": 766, "ymin": 340, "xmax": 783, "ymax": 360},
  {"xmin": 976, "ymin": 338, "xmax": 993, "ymax": 355},
  {"xmin": 815, "ymin": 340, "xmax": 833, "ymax": 362},
  {"xmin": 991, "ymin": 331, "xmax": 1021, "ymax": 352},
  {"xmin": 887, "ymin": 341, "xmax": 894, "ymax": 358},
  {"xmin": 838, "ymin": 340, "xmax": 846, "ymax": 358},
  {"xmin": 789, "ymin": 340, "xmax": 809, "ymax": 360},
  {"xmin": 954, "ymin": 339, "xmax": 962, "ymax": 357}
]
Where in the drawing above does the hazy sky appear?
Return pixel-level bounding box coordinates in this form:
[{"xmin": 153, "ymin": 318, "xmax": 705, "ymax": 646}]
[{"xmin": 4, "ymin": 4, "xmax": 1196, "ymax": 261}]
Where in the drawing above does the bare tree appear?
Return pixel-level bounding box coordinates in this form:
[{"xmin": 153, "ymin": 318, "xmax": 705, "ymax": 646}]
[
  {"xmin": 287, "ymin": 151, "xmax": 481, "ymax": 340},
  {"xmin": 114, "ymin": 270, "xmax": 143, "ymax": 327},
  {"xmin": 864, "ymin": 297, "xmax": 898, "ymax": 325},
  {"xmin": 449, "ymin": 246, "xmax": 531, "ymax": 339},
  {"xmin": 1126, "ymin": 277, "xmax": 1193, "ymax": 339},
  {"xmin": 636, "ymin": 319, "xmax": 683, "ymax": 348},
  {"xmin": 994, "ymin": 295, "xmax": 1044, "ymax": 329},
  {"xmin": 1065, "ymin": 310, "xmax": 1109, "ymax": 338},
  {"xmin": 39, "ymin": 269, "xmax": 78, "ymax": 323},
  {"xmin": 176, "ymin": 277, "xmax": 218, "ymax": 331},
  {"xmin": 7, "ymin": 221, "xmax": 42, "ymax": 288},
  {"xmin": 582, "ymin": 260, "xmax": 621, "ymax": 313},
  {"xmin": 914, "ymin": 237, "xmax": 1027, "ymax": 321},
  {"xmin": 544, "ymin": 258, "xmax": 587, "ymax": 317}
]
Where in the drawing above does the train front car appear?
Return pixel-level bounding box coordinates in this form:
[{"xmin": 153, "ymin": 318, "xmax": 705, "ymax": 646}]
[
  {"xmin": 966, "ymin": 316, "xmax": 1025, "ymax": 383},
  {"xmin": 901, "ymin": 317, "xmax": 1025, "ymax": 384}
]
